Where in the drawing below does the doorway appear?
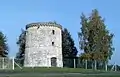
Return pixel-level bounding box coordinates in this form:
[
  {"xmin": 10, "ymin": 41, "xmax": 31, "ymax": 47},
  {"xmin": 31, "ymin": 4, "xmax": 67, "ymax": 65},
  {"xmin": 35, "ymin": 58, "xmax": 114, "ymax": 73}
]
[{"xmin": 51, "ymin": 57, "xmax": 57, "ymax": 67}]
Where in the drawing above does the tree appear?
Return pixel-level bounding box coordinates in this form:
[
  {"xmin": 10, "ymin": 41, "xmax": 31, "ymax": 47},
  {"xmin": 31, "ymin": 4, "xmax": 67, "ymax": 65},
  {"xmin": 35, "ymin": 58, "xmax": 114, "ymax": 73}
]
[
  {"xmin": 16, "ymin": 29, "xmax": 26, "ymax": 65},
  {"xmin": 78, "ymin": 9, "xmax": 114, "ymax": 70},
  {"xmin": 62, "ymin": 28, "xmax": 78, "ymax": 67},
  {"xmin": 0, "ymin": 31, "xmax": 8, "ymax": 57}
]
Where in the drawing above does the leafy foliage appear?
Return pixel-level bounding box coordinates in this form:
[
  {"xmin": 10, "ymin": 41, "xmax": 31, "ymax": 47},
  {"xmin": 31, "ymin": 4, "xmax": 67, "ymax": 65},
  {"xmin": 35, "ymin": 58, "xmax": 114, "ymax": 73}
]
[
  {"xmin": 62, "ymin": 28, "xmax": 78, "ymax": 67},
  {"xmin": 16, "ymin": 29, "xmax": 26, "ymax": 62},
  {"xmin": 78, "ymin": 9, "xmax": 114, "ymax": 62},
  {"xmin": 0, "ymin": 31, "xmax": 8, "ymax": 57}
]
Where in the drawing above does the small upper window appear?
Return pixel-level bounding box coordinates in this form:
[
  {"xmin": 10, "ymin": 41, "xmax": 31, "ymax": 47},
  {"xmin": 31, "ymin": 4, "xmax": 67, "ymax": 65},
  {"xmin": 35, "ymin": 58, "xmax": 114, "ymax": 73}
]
[
  {"xmin": 52, "ymin": 42, "xmax": 54, "ymax": 46},
  {"xmin": 52, "ymin": 30, "xmax": 55, "ymax": 34}
]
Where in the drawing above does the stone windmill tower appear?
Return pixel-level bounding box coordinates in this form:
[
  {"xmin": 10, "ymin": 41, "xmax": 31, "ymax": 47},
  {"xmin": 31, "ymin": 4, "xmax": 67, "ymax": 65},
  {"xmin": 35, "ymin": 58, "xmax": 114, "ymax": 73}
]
[{"xmin": 24, "ymin": 22, "xmax": 63, "ymax": 67}]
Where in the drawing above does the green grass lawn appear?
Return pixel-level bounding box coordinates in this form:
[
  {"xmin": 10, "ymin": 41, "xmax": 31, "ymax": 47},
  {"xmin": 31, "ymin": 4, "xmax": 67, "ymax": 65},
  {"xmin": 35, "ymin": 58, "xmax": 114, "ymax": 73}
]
[
  {"xmin": 0, "ymin": 67, "xmax": 120, "ymax": 77},
  {"xmin": 1, "ymin": 67, "xmax": 107, "ymax": 73},
  {"xmin": 5, "ymin": 75, "xmax": 120, "ymax": 77}
]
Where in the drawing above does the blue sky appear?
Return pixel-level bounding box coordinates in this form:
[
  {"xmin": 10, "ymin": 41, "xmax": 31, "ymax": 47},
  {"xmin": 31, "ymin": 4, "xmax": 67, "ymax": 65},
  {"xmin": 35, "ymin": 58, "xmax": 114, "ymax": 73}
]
[{"xmin": 0, "ymin": 0, "xmax": 120, "ymax": 65}]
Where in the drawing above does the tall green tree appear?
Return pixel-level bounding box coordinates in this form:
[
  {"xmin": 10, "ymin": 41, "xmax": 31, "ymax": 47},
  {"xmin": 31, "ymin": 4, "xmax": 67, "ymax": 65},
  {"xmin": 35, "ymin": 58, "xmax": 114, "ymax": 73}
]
[
  {"xmin": 62, "ymin": 28, "xmax": 78, "ymax": 67},
  {"xmin": 78, "ymin": 9, "xmax": 114, "ymax": 70},
  {"xmin": 0, "ymin": 31, "xmax": 8, "ymax": 57},
  {"xmin": 16, "ymin": 29, "xmax": 26, "ymax": 65}
]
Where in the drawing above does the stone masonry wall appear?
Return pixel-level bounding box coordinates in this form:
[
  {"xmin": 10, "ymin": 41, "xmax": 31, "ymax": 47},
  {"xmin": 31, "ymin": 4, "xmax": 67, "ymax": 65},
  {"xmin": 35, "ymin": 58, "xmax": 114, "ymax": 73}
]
[{"xmin": 24, "ymin": 25, "xmax": 63, "ymax": 67}]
